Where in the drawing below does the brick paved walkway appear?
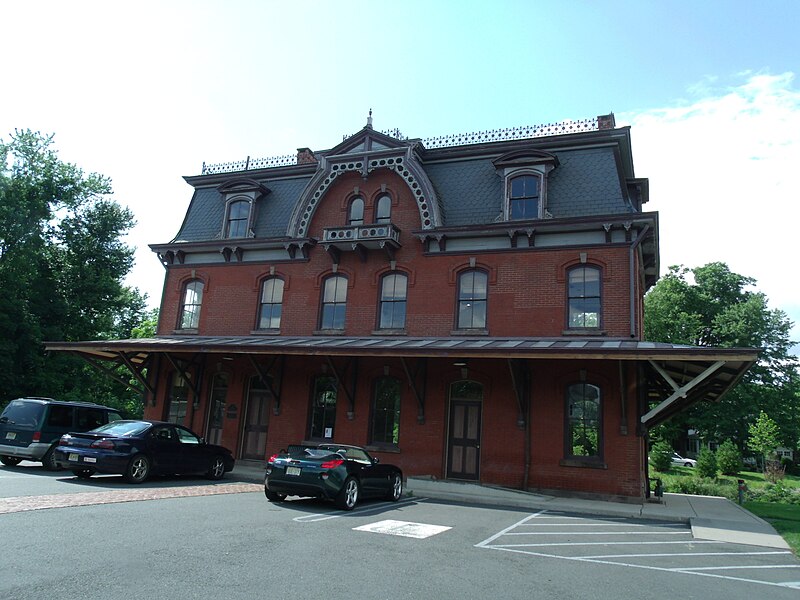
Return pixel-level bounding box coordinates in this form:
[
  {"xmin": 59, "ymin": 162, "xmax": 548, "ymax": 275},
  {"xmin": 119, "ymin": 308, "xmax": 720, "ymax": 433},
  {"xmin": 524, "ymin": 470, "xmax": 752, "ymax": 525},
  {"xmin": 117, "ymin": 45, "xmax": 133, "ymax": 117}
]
[{"xmin": 0, "ymin": 483, "xmax": 262, "ymax": 514}]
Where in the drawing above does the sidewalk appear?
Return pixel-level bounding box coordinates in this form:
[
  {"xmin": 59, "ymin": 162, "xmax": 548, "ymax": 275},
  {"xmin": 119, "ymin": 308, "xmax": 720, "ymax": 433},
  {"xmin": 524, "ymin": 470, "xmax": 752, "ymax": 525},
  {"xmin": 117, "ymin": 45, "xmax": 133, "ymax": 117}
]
[{"xmin": 229, "ymin": 463, "xmax": 789, "ymax": 550}]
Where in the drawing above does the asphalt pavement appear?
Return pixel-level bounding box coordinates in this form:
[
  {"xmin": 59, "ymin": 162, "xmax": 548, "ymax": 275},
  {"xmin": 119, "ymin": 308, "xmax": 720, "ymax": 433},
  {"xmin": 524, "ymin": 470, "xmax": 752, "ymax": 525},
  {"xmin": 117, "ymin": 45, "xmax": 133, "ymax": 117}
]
[{"xmin": 230, "ymin": 460, "xmax": 789, "ymax": 550}]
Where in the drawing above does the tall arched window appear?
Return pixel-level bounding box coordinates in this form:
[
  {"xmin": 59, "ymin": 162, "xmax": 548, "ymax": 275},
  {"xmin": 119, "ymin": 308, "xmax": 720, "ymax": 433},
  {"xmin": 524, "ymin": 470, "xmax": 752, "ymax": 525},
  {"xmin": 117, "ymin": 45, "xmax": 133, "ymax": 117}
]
[
  {"xmin": 349, "ymin": 196, "xmax": 364, "ymax": 226},
  {"xmin": 165, "ymin": 372, "xmax": 189, "ymax": 424},
  {"xmin": 508, "ymin": 174, "xmax": 540, "ymax": 220},
  {"xmin": 320, "ymin": 275, "xmax": 348, "ymax": 330},
  {"xmin": 179, "ymin": 280, "xmax": 204, "ymax": 330},
  {"xmin": 309, "ymin": 376, "xmax": 337, "ymax": 439},
  {"xmin": 379, "ymin": 272, "xmax": 407, "ymax": 329},
  {"xmin": 226, "ymin": 199, "xmax": 250, "ymax": 238},
  {"xmin": 457, "ymin": 270, "xmax": 487, "ymax": 330},
  {"xmin": 375, "ymin": 193, "xmax": 392, "ymax": 224},
  {"xmin": 258, "ymin": 277, "xmax": 284, "ymax": 329},
  {"xmin": 566, "ymin": 382, "xmax": 602, "ymax": 459},
  {"xmin": 371, "ymin": 377, "xmax": 401, "ymax": 446},
  {"xmin": 567, "ymin": 266, "xmax": 601, "ymax": 329}
]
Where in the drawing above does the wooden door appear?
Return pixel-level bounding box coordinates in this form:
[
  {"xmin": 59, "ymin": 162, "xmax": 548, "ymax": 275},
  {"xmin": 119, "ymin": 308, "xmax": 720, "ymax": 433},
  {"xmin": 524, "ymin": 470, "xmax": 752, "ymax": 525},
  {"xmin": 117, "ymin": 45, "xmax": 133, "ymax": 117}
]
[
  {"xmin": 447, "ymin": 381, "xmax": 483, "ymax": 480},
  {"xmin": 241, "ymin": 376, "xmax": 271, "ymax": 460}
]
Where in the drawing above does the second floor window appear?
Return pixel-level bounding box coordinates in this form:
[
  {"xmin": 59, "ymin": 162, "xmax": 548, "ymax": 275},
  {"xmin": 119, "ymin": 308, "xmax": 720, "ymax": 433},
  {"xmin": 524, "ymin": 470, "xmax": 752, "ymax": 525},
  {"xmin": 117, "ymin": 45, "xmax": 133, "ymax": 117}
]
[
  {"xmin": 375, "ymin": 193, "xmax": 392, "ymax": 224},
  {"xmin": 320, "ymin": 275, "xmax": 347, "ymax": 330},
  {"xmin": 379, "ymin": 272, "xmax": 407, "ymax": 329},
  {"xmin": 568, "ymin": 266, "xmax": 601, "ymax": 328},
  {"xmin": 226, "ymin": 199, "xmax": 250, "ymax": 238},
  {"xmin": 509, "ymin": 174, "xmax": 540, "ymax": 220},
  {"xmin": 457, "ymin": 270, "xmax": 487, "ymax": 329},
  {"xmin": 258, "ymin": 278, "xmax": 284, "ymax": 329},
  {"xmin": 179, "ymin": 280, "xmax": 204, "ymax": 330},
  {"xmin": 349, "ymin": 196, "xmax": 364, "ymax": 226}
]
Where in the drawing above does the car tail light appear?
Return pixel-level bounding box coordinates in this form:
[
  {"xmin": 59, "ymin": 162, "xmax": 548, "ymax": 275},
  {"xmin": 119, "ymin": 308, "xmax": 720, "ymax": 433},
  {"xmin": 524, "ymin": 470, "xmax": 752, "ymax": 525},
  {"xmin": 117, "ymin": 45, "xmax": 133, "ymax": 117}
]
[
  {"xmin": 59, "ymin": 435, "xmax": 71, "ymax": 446},
  {"xmin": 320, "ymin": 458, "xmax": 344, "ymax": 469},
  {"xmin": 90, "ymin": 439, "xmax": 115, "ymax": 450},
  {"xmin": 32, "ymin": 432, "xmax": 41, "ymax": 442},
  {"xmin": 268, "ymin": 453, "xmax": 282, "ymax": 464}
]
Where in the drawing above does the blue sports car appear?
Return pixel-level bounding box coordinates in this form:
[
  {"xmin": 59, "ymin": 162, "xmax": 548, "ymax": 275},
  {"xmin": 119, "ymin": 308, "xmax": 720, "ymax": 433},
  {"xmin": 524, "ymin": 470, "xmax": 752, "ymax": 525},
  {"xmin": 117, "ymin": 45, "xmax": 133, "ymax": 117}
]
[
  {"xmin": 54, "ymin": 420, "xmax": 234, "ymax": 483},
  {"xmin": 264, "ymin": 444, "xmax": 403, "ymax": 510}
]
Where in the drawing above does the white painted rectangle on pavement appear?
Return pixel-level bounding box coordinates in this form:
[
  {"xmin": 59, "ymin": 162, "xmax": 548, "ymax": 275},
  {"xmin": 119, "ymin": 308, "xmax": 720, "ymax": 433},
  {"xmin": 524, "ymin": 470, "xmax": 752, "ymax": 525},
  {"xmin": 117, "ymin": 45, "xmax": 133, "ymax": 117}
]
[{"xmin": 354, "ymin": 519, "xmax": 451, "ymax": 539}]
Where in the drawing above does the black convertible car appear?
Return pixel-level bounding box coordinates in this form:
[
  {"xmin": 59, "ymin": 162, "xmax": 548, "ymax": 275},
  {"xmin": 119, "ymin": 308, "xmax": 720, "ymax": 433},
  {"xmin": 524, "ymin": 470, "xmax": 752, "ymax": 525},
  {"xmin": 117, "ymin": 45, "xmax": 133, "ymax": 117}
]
[
  {"xmin": 264, "ymin": 444, "xmax": 403, "ymax": 510},
  {"xmin": 54, "ymin": 420, "xmax": 235, "ymax": 483}
]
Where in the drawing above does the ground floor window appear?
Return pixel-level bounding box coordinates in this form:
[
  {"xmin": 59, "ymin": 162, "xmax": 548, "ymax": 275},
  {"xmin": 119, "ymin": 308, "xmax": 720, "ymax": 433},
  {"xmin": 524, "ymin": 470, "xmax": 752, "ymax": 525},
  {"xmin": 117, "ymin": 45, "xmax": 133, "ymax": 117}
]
[
  {"xmin": 309, "ymin": 376, "xmax": 337, "ymax": 439},
  {"xmin": 371, "ymin": 377, "xmax": 401, "ymax": 446},
  {"xmin": 565, "ymin": 382, "xmax": 602, "ymax": 459},
  {"xmin": 166, "ymin": 373, "xmax": 189, "ymax": 424}
]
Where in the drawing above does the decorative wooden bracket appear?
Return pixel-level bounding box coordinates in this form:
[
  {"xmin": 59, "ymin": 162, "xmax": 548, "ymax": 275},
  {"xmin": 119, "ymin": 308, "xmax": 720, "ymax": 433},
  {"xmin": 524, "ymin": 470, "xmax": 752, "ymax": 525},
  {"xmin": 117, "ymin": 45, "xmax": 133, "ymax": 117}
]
[
  {"xmin": 400, "ymin": 357, "xmax": 427, "ymax": 424},
  {"xmin": 247, "ymin": 354, "xmax": 285, "ymax": 415},
  {"xmin": 78, "ymin": 353, "xmax": 147, "ymax": 396},
  {"xmin": 325, "ymin": 356, "xmax": 358, "ymax": 419},
  {"xmin": 507, "ymin": 358, "xmax": 530, "ymax": 428}
]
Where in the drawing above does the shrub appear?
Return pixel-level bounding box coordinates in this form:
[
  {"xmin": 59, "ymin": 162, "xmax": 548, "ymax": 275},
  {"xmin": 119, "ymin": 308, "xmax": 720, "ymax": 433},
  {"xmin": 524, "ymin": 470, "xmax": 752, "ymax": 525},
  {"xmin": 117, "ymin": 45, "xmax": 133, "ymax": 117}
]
[
  {"xmin": 716, "ymin": 440, "xmax": 742, "ymax": 476},
  {"xmin": 747, "ymin": 481, "xmax": 800, "ymax": 505},
  {"xmin": 780, "ymin": 457, "xmax": 798, "ymax": 476},
  {"xmin": 667, "ymin": 477, "xmax": 738, "ymax": 501},
  {"xmin": 764, "ymin": 460, "xmax": 786, "ymax": 484},
  {"xmin": 649, "ymin": 441, "xmax": 673, "ymax": 472},
  {"xmin": 696, "ymin": 448, "xmax": 718, "ymax": 478}
]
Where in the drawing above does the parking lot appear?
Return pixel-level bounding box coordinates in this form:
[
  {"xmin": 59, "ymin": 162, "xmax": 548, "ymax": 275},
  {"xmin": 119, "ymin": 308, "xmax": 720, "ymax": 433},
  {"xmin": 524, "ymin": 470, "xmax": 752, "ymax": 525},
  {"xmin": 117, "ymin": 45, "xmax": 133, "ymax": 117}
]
[{"xmin": 2, "ymin": 464, "xmax": 800, "ymax": 599}]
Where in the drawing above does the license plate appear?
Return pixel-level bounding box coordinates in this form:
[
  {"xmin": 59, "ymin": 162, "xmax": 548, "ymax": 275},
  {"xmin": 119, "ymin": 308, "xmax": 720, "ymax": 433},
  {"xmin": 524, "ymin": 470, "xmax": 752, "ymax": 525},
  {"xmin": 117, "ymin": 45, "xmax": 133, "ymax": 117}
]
[
  {"xmin": 68, "ymin": 453, "xmax": 78, "ymax": 462},
  {"xmin": 286, "ymin": 466, "xmax": 301, "ymax": 476},
  {"xmin": 5, "ymin": 432, "xmax": 15, "ymax": 440},
  {"xmin": 84, "ymin": 457, "xmax": 97, "ymax": 463}
]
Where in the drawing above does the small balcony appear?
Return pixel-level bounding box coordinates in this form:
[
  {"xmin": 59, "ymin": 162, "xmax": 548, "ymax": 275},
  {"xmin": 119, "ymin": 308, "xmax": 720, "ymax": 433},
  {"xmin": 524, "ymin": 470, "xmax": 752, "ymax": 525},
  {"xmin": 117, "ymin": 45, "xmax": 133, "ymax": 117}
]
[{"xmin": 321, "ymin": 223, "xmax": 401, "ymax": 262}]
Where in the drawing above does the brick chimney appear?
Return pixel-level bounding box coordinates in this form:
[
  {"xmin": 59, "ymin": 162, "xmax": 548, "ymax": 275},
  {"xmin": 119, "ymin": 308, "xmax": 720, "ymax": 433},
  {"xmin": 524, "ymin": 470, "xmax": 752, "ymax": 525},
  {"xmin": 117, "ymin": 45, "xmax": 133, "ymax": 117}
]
[
  {"xmin": 296, "ymin": 147, "xmax": 317, "ymax": 165},
  {"xmin": 597, "ymin": 113, "xmax": 616, "ymax": 130}
]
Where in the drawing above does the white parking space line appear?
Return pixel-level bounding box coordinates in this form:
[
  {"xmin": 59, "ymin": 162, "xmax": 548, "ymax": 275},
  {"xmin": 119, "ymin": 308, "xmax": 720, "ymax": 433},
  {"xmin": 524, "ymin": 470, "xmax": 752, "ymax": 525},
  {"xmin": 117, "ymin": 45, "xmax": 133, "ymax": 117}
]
[
  {"xmin": 292, "ymin": 497, "xmax": 427, "ymax": 523},
  {"xmin": 476, "ymin": 510, "xmax": 800, "ymax": 590},
  {"xmin": 353, "ymin": 519, "xmax": 452, "ymax": 539}
]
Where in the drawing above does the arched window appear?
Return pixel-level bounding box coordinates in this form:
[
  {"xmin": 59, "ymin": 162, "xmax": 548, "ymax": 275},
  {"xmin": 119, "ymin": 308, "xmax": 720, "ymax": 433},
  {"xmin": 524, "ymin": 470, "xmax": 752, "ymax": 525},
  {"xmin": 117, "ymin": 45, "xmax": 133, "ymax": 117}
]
[
  {"xmin": 179, "ymin": 280, "xmax": 204, "ymax": 330},
  {"xmin": 375, "ymin": 193, "xmax": 392, "ymax": 224},
  {"xmin": 320, "ymin": 275, "xmax": 348, "ymax": 330},
  {"xmin": 349, "ymin": 196, "xmax": 364, "ymax": 226},
  {"xmin": 309, "ymin": 376, "xmax": 337, "ymax": 439},
  {"xmin": 226, "ymin": 199, "xmax": 250, "ymax": 238},
  {"xmin": 378, "ymin": 272, "xmax": 407, "ymax": 329},
  {"xmin": 567, "ymin": 266, "xmax": 601, "ymax": 329},
  {"xmin": 566, "ymin": 382, "xmax": 602, "ymax": 459},
  {"xmin": 258, "ymin": 277, "xmax": 284, "ymax": 329},
  {"xmin": 508, "ymin": 174, "xmax": 540, "ymax": 220},
  {"xmin": 371, "ymin": 377, "xmax": 401, "ymax": 446},
  {"xmin": 457, "ymin": 270, "xmax": 487, "ymax": 330},
  {"xmin": 165, "ymin": 372, "xmax": 189, "ymax": 424}
]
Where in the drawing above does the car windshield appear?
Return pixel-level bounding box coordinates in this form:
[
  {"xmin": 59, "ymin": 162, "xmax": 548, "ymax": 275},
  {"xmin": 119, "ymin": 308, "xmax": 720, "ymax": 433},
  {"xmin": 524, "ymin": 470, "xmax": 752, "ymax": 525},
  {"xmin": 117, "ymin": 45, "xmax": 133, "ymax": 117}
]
[
  {"xmin": 90, "ymin": 421, "xmax": 150, "ymax": 437},
  {"xmin": 0, "ymin": 400, "xmax": 45, "ymax": 427}
]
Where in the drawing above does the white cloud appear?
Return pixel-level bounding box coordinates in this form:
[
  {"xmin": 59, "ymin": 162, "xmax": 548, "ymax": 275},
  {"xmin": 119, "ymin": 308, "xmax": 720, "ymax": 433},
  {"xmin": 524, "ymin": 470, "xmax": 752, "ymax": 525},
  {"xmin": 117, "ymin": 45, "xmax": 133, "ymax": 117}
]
[{"xmin": 619, "ymin": 72, "xmax": 800, "ymax": 351}]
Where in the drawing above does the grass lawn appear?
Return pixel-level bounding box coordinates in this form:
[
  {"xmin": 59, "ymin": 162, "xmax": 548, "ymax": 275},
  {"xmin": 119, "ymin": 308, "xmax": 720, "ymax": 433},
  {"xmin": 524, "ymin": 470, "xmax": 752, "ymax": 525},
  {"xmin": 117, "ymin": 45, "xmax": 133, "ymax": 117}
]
[{"xmin": 743, "ymin": 501, "xmax": 800, "ymax": 554}]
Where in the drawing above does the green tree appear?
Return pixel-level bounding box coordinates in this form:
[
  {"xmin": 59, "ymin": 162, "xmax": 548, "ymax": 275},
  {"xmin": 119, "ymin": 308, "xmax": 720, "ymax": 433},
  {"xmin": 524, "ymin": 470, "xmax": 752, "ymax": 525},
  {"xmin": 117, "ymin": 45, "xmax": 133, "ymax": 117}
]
[
  {"xmin": 0, "ymin": 129, "xmax": 149, "ymax": 410},
  {"xmin": 696, "ymin": 447, "xmax": 718, "ymax": 478},
  {"xmin": 748, "ymin": 411, "xmax": 781, "ymax": 464},
  {"xmin": 644, "ymin": 263, "xmax": 799, "ymax": 450},
  {"xmin": 716, "ymin": 439, "xmax": 742, "ymax": 476},
  {"xmin": 649, "ymin": 440, "xmax": 673, "ymax": 472}
]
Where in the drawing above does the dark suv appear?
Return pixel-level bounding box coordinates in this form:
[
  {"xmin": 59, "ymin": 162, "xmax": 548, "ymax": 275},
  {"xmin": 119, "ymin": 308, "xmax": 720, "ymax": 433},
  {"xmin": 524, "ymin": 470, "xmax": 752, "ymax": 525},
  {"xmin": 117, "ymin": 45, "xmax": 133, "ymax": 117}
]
[{"xmin": 0, "ymin": 398, "xmax": 123, "ymax": 470}]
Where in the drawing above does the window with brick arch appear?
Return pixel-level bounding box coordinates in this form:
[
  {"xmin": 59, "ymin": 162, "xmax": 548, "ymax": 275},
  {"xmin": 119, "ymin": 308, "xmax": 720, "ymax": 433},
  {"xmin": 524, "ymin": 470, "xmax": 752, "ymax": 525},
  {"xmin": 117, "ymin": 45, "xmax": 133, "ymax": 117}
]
[
  {"xmin": 457, "ymin": 269, "xmax": 488, "ymax": 330},
  {"xmin": 178, "ymin": 280, "xmax": 204, "ymax": 330},
  {"xmin": 349, "ymin": 196, "xmax": 364, "ymax": 226},
  {"xmin": 565, "ymin": 382, "xmax": 602, "ymax": 459},
  {"xmin": 378, "ymin": 272, "xmax": 407, "ymax": 330},
  {"xmin": 371, "ymin": 377, "xmax": 401, "ymax": 446},
  {"xmin": 567, "ymin": 266, "xmax": 601, "ymax": 329},
  {"xmin": 165, "ymin": 372, "xmax": 189, "ymax": 424},
  {"xmin": 309, "ymin": 376, "xmax": 337, "ymax": 440},
  {"xmin": 320, "ymin": 275, "xmax": 348, "ymax": 330},
  {"xmin": 375, "ymin": 193, "xmax": 392, "ymax": 224},
  {"xmin": 258, "ymin": 277, "xmax": 284, "ymax": 329}
]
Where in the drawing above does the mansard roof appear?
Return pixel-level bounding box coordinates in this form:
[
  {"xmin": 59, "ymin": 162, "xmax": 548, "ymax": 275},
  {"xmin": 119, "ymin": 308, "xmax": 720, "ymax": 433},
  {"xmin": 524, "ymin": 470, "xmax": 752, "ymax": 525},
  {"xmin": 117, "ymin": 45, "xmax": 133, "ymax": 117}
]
[{"xmin": 170, "ymin": 115, "xmax": 643, "ymax": 244}]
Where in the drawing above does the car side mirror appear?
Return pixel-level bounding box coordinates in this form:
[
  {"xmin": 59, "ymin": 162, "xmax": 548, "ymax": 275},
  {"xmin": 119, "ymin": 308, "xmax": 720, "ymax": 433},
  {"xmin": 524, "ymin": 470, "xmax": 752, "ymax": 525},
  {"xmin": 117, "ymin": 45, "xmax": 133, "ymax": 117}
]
[
  {"xmin": 199, "ymin": 437, "xmax": 206, "ymax": 444},
  {"xmin": 372, "ymin": 457, "xmax": 380, "ymax": 464}
]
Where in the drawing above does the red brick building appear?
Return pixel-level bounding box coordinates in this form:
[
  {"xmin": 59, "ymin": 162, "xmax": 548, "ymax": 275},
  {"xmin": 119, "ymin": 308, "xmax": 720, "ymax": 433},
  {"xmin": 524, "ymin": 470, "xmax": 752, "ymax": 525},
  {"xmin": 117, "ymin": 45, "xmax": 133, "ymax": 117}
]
[{"xmin": 50, "ymin": 114, "xmax": 756, "ymax": 500}]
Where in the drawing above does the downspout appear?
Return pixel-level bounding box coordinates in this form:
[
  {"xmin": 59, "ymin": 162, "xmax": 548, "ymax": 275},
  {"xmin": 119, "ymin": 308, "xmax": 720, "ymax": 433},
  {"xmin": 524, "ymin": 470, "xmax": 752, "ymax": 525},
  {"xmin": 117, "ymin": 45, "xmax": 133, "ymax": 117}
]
[
  {"xmin": 629, "ymin": 224, "xmax": 650, "ymax": 338},
  {"xmin": 524, "ymin": 369, "xmax": 531, "ymax": 491}
]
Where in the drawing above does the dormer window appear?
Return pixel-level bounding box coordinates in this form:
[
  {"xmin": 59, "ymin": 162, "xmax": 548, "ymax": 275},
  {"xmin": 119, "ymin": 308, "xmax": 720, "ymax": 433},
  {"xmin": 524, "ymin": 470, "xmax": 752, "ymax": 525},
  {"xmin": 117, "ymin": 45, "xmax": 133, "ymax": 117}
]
[
  {"xmin": 375, "ymin": 193, "xmax": 392, "ymax": 224},
  {"xmin": 509, "ymin": 175, "xmax": 540, "ymax": 220},
  {"xmin": 226, "ymin": 199, "xmax": 251, "ymax": 238},
  {"xmin": 493, "ymin": 150, "xmax": 558, "ymax": 222},
  {"xmin": 349, "ymin": 196, "xmax": 364, "ymax": 226}
]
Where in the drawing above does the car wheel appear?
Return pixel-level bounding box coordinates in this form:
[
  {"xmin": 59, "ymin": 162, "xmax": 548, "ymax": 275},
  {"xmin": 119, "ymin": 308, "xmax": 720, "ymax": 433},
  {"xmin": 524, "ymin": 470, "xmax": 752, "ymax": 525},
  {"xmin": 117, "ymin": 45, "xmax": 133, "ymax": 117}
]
[
  {"xmin": 206, "ymin": 456, "xmax": 226, "ymax": 480},
  {"xmin": 386, "ymin": 472, "xmax": 403, "ymax": 501},
  {"xmin": 124, "ymin": 454, "xmax": 151, "ymax": 484},
  {"xmin": 264, "ymin": 488, "xmax": 286, "ymax": 502},
  {"xmin": 71, "ymin": 469, "xmax": 94, "ymax": 479},
  {"xmin": 685, "ymin": 462, "xmax": 693, "ymax": 467},
  {"xmin": 336, "ymin": 477, "xmax": 359, "ymax": 511},
  {"xmin": 42, "ymin": 446, "xmax": 61, "ymax": 471},
  {"xmin": 0, "ymin": 456, "xmax": 22, "ymax": 467}
]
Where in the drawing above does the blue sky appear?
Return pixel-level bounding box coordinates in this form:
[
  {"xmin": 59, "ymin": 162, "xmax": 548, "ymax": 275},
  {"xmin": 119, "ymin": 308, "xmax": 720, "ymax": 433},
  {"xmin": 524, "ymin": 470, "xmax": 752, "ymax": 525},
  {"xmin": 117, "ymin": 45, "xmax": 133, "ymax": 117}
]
[{"xmin": 2, "ymin": 0, "xmax": 798, "ymax": 350}]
